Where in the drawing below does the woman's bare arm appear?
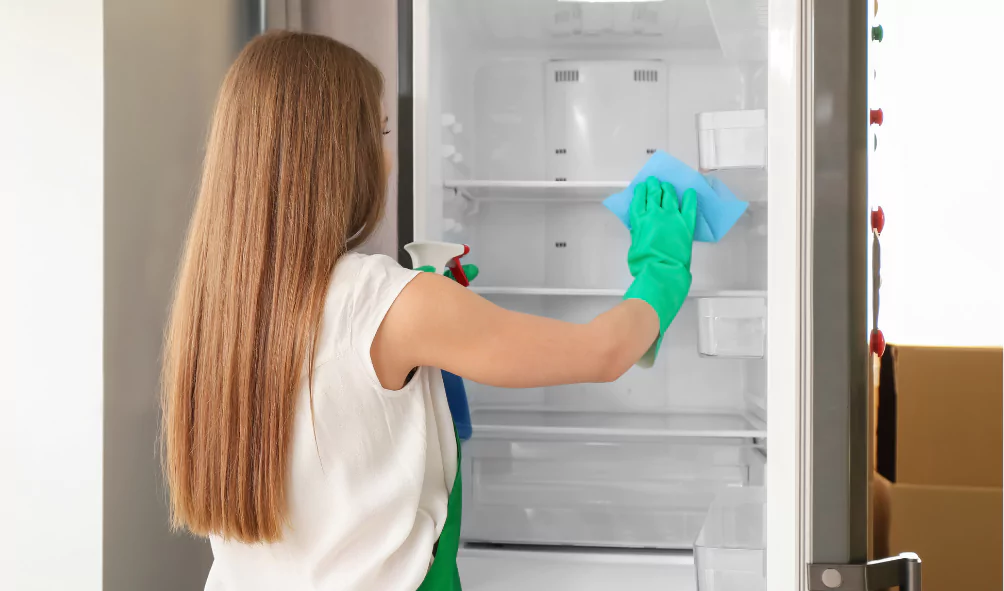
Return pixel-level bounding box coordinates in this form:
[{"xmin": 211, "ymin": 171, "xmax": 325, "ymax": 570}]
[{"xmin": 371, "ymin": 272, "xmax": 658, "ymax": 390}]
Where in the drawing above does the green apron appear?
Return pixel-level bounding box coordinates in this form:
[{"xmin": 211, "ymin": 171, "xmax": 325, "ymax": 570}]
[{"xmin": 416, "ymin": 432, "xmax": 463, "ymax": 591}]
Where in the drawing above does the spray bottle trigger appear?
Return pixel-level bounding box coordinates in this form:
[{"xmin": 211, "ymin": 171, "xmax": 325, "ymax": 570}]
[{"xmin": 445, "ymin": 244, "xmax": 471, "ymax": 287}]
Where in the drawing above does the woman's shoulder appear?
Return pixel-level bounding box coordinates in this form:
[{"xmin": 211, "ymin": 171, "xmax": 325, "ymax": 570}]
[
  {"xmin": 316, "ymin": 251, "xmax": 419, "ymax": 364},
  {"xmin": 330, "ymin": 251, "xmax": 414, "ymax": 295}
]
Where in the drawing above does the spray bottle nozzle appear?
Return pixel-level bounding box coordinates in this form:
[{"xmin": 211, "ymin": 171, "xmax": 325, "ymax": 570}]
[{"xmin": 404, "ymin": 241, "xmax": 471, "ymax": 286}]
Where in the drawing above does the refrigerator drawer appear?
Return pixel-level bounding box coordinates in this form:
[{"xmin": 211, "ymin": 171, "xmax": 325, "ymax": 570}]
[
  {"xmin": 458, "ymin": 545, "xmax": 696, "ymax": 591},
  {"xmin": 460, "ymin": 439, "xmax": 764, "ymax": 549}
]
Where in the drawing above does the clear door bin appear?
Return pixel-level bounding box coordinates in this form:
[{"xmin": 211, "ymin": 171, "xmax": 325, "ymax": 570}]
[
  {"xmin": 694, "ymin": 486, "xmax": 766, "ymax": 591},
  {"xmin": 696, "ymin": 110, "xmax": 766, "ymax": 171},
  {"xmin": 697, "ymin": 298, "xmax": 766, "ymax": 358}
]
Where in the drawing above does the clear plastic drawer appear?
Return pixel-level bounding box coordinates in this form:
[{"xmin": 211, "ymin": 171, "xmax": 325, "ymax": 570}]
[
  {"xmin": 461, "ymin": 437, "xmax": 764, "ymax": 549},
  {"xmin": 694, "ymin": 486, "xmax": 766, "ymax": 591}
]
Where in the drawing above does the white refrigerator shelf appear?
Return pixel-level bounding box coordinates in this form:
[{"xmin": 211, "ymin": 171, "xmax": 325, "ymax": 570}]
[
  {"xmin": 469, "ymin": 409, "xmax": 766, "ymax": 441},
  {"xmin": 444, "ymin": 179, "xmax": 767, "ymax": 206},
  {"xmin": 445, "ymin": 179, "xmax": 627, "ymax": 202},
  {"xmin": 472, "ymin": 286, "xmax": 767, "ymax": 298}
]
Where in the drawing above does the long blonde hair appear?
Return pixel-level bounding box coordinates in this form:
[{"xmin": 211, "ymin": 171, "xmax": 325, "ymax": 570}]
[{"xmin": 161, "ymin": 31, "xmax": 386, "ymax": 543}]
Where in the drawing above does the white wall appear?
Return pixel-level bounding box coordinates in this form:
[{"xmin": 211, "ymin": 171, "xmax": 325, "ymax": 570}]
[
  {"xmin": 0, "ymin": 1, "xmax": 105, "ymax": 590},
  {"xmin": 869, "ymin": 0, "xmax": 1004, "ymax": 347}
]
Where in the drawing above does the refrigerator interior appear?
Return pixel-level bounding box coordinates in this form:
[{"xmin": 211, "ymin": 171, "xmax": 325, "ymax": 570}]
[{"xmin": 417, "ymin": 0, "xmax": 769, "ymax": 559}]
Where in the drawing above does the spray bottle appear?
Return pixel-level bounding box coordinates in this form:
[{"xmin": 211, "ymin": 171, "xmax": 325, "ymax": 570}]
[{"xmin": 404, "ymin": 241, "xmax": 474, "ymax": 440}]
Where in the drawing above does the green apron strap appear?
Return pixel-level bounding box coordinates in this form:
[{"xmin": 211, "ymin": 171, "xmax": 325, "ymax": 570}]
[{"xmin": 416, "ymin": 432, "xmax": 463, "ymax": 591}]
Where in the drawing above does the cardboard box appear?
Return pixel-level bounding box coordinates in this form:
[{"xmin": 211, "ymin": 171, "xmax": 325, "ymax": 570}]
[
  {"xmin": 872, "ymin": 346, "xmax": 1003, "ymax": 590},
  {"xmin": 876, "ymin": 345, "xmax": 1002, "ymax": 487},
  {"xmin": 871, "ymin": 471, "xmax": 891, "ymax": 560},
  {"xmin": 887, "ymin": 481, "xmax": 1002, "ymax": 591}
]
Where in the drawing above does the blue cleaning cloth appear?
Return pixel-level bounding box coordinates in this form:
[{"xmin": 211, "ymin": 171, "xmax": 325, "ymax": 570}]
[
  {"xmin": 602, "ymin": 150, "xmax": 748, "ymax": 242},
  {"xmin": 441, "ymin": 370, "xmax": 472, "ymax": 441}
]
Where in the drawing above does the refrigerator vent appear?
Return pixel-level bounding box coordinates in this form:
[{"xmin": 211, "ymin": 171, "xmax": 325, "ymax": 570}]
[
  {"xmin": 633, "ymin": 69, "xmax": 659, "ymax": 82},
  {"xmin": 554, "ymin": 70, "xmax": 579, "ymax": 83}
]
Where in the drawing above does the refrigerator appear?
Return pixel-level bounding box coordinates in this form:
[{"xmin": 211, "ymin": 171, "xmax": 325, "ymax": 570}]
[
  {"xmin": 94, "ymin": 0, "xmax": 912, "ymax": 589},
  {"xmin": 387, "ymin": 0, "xmax": 917, "ymax": 589}
]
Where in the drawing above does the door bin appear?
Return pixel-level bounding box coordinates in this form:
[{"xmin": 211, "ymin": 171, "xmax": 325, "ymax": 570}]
[{"xmin": 694, "ymin": 486, "xmax": 766, "ymax": 591}]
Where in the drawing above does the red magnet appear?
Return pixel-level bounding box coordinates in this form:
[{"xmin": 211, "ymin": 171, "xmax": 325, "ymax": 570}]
[
  {"xmin": 870, "ymin": 109, "xmax": 884, "ymax": 126},
  {"xmin": 870, "ymin": 328, "xmax": 886, "ymax": 356},
  {"xmin": 871, "ymin": 206, "xmax": 885, "ymax": 234}
]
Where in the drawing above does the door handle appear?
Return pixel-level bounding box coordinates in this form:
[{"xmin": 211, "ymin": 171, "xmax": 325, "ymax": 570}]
[{"xmin": 808, "ymin": 552, "xmax": 922, "ymax": 591}]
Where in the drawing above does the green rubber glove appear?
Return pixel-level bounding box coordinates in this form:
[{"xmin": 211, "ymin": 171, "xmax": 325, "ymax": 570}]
[
  {"xmin": 623, "ymin": 176, "xmax": 697, "ymax": 367},
  {"xmin": 416, "ymin": 264, "xmax": 480, "ymax": 283}
]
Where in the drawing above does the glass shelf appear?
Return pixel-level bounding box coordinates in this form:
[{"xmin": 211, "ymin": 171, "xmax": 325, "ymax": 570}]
[
  {"xmin": 445, "ymin": 178, "xmax": 767, "ymax": 206},
  {"xmin": 470, "ymin": 409, "xmax": 766, "ymax": 441},
  {"xmin": 445, "ymin": 180, "xmax": 627, "ymax": 202},
  {"xmin": 472, "ymin": 286, "xmax": 767, "ymax": 298}
]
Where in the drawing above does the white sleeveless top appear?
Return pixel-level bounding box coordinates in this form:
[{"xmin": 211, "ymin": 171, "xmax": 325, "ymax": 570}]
[{"xmin": 205, "ymin": 253, "xmax": 458, "ymax": 591}]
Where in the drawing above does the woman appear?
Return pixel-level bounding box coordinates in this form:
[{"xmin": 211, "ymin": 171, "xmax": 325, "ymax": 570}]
[{"xmin": 161, "ymin": 31, "xmax": 696, "ymax": 591}]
